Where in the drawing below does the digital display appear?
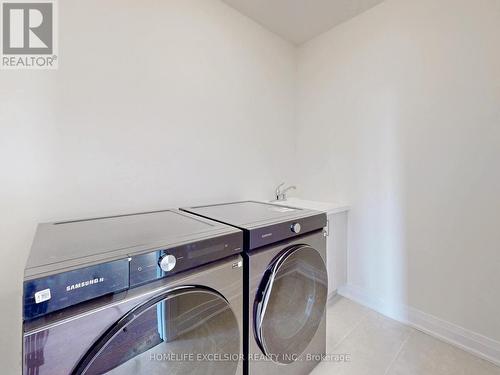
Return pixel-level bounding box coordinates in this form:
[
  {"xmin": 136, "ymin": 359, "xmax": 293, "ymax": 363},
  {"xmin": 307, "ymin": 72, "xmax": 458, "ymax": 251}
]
[{"xmin": 188, "ymin": 243, "xmax": 225, "ymax": 259}]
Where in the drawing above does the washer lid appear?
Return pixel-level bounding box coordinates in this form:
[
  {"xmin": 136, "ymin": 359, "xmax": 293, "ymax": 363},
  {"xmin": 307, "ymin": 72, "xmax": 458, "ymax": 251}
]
[
  {"xmin": 182, "ymin": 201, "xmax": 327, "ymax": 250},
  {"xmin": 26, "ymin": 210, "xmax": 242, "ymax": 279},
  {"xmin": 182, "ymin": 201, "xmax": 305, "ymax": 227}
]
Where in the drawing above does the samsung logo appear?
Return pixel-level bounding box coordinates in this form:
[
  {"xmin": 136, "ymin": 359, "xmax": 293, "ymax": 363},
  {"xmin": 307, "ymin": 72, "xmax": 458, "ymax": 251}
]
[
  {"xmin": 261, "ymin": 233, "xmax": 273, "ymax": 238},
  {"xmin": 66, "ymin": 277, "xmax": 104, "ymax": 291}
]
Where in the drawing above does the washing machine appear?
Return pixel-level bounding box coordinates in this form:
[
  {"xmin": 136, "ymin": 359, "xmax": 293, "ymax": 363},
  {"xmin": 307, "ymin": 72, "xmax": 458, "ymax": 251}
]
[
  {"xmin": 182, "ymin": 201, "xmax": 328, "ymax": 375},
  {"xmin": 23, "ymin": 209, "xmax": 244, "ymax": 375}
]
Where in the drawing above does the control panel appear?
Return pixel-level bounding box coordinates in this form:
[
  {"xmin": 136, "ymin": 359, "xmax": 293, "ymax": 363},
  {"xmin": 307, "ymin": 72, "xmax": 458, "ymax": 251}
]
[
  {"xmin": 129, "ymin": 231, "xmax": 242, "ymax": 288},
  {"xmin": 248, "ymin": 213, "xmax": 327, "ymax": 250},
  {"xmin": 23, "ymin": 259, "xmax": 130, "ymax": 320},
  {"xmin": 24, "ymin": 231, "xmax": 243, "ymax": 320}
]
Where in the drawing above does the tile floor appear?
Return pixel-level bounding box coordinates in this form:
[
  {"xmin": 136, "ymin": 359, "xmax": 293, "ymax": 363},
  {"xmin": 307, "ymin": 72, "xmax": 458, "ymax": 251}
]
[{"xmin": 313, "ymin": 296, "xmax": 500, "ymax": 375}]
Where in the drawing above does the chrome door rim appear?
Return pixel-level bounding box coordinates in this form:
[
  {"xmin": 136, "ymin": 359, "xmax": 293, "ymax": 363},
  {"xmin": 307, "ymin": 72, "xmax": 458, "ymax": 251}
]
[
  {"xmin": 253, "ymin": 244, "xmax": 327, "ymax": 363},
  {"xmin": 72, "ymin": 285, "xmax": 232, "ymax": 374}
]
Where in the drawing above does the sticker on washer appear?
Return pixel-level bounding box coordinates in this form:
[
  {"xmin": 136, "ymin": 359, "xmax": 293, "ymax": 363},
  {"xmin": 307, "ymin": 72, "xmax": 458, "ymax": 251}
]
[{"xmin": 34, "ymin": 289, "xmax": 51, "ymax": 304}]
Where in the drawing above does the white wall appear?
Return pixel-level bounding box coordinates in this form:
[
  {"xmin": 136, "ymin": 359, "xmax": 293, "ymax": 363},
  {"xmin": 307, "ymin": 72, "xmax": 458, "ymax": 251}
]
[
  {"xmin": 297, "ymin": 0, "xmax": 500, "ymax": 353},
  {"xmin": 3, "ymin": 0, "xmax": 500, "ymax": 371},
  {"xmin": 0, "ymin": 0, "xmax": 295, "ymax": 371}
]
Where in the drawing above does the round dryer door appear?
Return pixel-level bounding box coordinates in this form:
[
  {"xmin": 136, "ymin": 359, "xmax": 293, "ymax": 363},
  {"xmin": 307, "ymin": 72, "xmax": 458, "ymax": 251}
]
[
  {"xmin": 73, "ymin": 286, "xmax": 240, "ymax": 375},
  {"xmin": 254, "ymin": 245, "xmax": 328, "ymax": 364}
]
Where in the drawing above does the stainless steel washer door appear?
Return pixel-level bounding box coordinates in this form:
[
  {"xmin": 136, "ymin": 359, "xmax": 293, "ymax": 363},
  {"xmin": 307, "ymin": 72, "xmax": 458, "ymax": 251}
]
[
  {"xmin": 254, "ymin": 245, "xmax": 328, "ymax": 364},
  {"xmin": 73, "ymin": 286, "xmax": 240, "ymax": 375}
]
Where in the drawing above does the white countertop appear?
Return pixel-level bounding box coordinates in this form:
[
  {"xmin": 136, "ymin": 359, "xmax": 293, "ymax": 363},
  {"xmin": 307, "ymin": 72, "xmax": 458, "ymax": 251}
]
[{"xmin": 268, "ymin": 197, "xmax": 350, "ymax": 215}]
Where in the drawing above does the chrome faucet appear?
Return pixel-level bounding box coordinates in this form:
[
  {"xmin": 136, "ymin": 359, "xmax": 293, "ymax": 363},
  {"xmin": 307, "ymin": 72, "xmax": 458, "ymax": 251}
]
[{"xmin": 274, "ymin": 182, "xmax": 296, "ymax": 201}]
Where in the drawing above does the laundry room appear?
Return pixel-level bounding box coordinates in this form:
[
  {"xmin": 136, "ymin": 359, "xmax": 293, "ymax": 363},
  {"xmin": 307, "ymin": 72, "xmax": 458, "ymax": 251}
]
[{"xmin": 1, "ymin": 0, "xmax": 499, "ymax": 374}]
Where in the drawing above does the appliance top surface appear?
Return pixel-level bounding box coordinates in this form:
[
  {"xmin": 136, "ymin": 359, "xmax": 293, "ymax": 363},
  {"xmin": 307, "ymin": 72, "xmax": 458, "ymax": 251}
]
[
  {"xmin": 183, "ymin": 201, "xmax": 321, "ymax": 229},
  {"xmin": 26, "ymin": 209, "xmax": 240, "ymax": 278}
]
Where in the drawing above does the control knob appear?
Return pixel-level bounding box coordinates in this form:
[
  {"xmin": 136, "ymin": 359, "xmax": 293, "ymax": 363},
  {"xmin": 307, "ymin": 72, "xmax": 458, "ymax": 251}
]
[
  {"xmin": 291, "ymin": 223, "xmax": 301, "ymax": 233},
  {"xmin": 159, "ymin": 254, "xmax": 176, "ymax": 272}
]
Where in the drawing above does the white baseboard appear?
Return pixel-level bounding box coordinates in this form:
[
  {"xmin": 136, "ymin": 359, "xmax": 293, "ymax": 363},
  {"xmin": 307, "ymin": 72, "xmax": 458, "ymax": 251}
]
[
  {"xmin": 337, "ymin": 284, "xmax": 500, "ymax": 367},
  {"xmin": 328, "ymin": 290, "xmax": 339, "ymax": 301}
]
